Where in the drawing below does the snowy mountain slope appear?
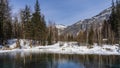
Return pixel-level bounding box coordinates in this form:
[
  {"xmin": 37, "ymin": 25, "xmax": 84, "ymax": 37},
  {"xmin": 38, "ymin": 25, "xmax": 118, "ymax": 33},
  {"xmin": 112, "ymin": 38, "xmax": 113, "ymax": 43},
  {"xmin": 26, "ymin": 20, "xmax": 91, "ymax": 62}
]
[
  {"xmin": 56, "ymin": 24, "xmax": 67, "ymax": 30},
  {"xmin": 62, "ymin": 7, "xmax": 111, "ymax": 35},
  {"xmin": 56, "ymin": 24, "xmax": 67, "ymax": 35}
]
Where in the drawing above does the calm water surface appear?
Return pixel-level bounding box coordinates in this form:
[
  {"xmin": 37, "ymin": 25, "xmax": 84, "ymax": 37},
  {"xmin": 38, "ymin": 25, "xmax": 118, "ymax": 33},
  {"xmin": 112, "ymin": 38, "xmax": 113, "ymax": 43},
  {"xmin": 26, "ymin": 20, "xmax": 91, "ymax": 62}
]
[{"xmin": 0, "ymin": 52, "xmax": 119, "ymax": 68}]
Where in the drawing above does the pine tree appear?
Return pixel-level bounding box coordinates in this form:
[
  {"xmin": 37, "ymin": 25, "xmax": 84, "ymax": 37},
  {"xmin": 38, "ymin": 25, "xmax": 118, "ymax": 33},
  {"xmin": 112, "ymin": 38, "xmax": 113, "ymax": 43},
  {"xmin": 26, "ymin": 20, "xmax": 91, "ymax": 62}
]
[
  {"xmin": 116, "ymin": 0, "xmax": 120, "ymax": 44},
  {"xmin": 0, "ymin": 0, "xmax": 12, "ymax": 45},
  {"xmin": 41, "ymin": 15, "xmax": 47, "ymax": 45},
  {"xmin": 13, "ymin": 16, "xmax": 22, "ymax": 39},
  {"xmin": 32, "ymin": 0, "xmax": 41, "ymax": 43},
  {"xmin": 24, "ymin": 5, "xmax": 32, "ymax": 39},
  {"xmin": 31, "ymin": 0, "xmax": 47, "ymax": 45},
  {"xmin": 109, "ymin": 0, "xmax": 120, "ymax": 44},
  {"xmin": 102, "ymin": 20, "xmax": 115, "ymax": 44},
  {"xmin": 20, "ymin": 5, "xmax": 31, "ymax": 39},
  {"xmin": 88, "ymin": 26, "xmax": 94, "ymax": 45},
  {"xmin": 47, "ymin": 26, "xmax": 53, "ymax": 45},
  {"xmin": 0, "ymin": 0, "xmax": 4, "ymax": 45},
  {"xmin": 47, "ymin": 22, "xmax": 55, "ymax": 45}
]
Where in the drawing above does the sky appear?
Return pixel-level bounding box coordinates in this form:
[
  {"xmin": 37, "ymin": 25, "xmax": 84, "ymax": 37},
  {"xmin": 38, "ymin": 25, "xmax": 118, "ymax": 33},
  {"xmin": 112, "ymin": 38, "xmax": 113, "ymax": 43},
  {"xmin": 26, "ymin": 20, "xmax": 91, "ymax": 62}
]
[{"xmin": 10, "ymin": 0, "xmax": 111, "ymax": 25}]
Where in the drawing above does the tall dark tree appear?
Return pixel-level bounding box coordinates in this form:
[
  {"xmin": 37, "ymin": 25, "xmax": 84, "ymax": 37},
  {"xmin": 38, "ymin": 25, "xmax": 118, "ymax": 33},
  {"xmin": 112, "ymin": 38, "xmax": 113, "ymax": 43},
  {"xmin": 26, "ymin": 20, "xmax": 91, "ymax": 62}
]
[
  {"xmin": 116, "ymin": 0, "xmax": 120, "ymax": 44},
  {"xmin": 0, "ymin": 0, "xmax": 4, "ymax": 45},
  {"xmin": 41, "ymin": 15, "xmax": 47, "ymax": 45},
  {"xmin": 13, "ymin": 16, "xmax": 22, "ymax": 39},
  {"xmin": 24, "ymin": 5, "xmax": 32, "ymax": 39},
  {"xmin": 32, "ymin": 0, "xmax": 47, "ymax": 45},
  {"xmin": 0, "ymin": 0, "xmax": 12, "ymax": 45},
  {"xmin": 109, "ymin": 0, "xmax": 120, "ymax": 44},
  {"xmin": 20, "ymin": 5, "xmax": 31, "ymax": 39},
  {"xmin": 88, "ymin": 26, "xmax": 94, "ymax": 45},
  {"xmin": 32, "ymin": 0, "xmax": 41, "ymax": 42},
  {"xmin": 47, "ymin": 26, "xmax": 53, "ymax": 45}
]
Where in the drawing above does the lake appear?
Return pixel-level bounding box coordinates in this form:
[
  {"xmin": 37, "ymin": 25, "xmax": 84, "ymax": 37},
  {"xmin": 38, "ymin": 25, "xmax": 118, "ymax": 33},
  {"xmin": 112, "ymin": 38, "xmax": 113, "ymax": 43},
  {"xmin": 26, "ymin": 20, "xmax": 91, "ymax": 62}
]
[{"xmin": 0, "ymin": 52, "xmax": 119, "ymax": 68}]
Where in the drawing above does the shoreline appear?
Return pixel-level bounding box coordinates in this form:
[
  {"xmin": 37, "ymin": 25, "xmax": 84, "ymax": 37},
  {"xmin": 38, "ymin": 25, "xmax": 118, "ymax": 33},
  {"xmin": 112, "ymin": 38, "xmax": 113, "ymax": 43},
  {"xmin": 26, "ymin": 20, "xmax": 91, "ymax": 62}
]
[{"xmin": 0, "ymin": 46, "xmax": 120, "ymax": 55}]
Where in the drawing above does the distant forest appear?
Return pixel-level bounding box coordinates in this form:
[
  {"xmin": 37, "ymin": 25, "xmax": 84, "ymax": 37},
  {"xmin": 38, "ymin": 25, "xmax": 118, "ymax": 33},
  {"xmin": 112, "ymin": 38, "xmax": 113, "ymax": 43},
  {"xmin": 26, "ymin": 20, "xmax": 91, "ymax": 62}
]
[{"xmin": 0, "ymin": 0, "xmax": 120, "ymax": 46}]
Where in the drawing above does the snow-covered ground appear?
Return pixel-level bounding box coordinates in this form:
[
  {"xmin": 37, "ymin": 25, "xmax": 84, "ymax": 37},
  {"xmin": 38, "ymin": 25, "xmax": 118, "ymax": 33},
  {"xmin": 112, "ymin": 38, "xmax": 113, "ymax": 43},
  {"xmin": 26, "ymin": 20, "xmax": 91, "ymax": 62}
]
[{"xmin": 0, "ymin": 39, "xmax": 120, "ymax": 55}]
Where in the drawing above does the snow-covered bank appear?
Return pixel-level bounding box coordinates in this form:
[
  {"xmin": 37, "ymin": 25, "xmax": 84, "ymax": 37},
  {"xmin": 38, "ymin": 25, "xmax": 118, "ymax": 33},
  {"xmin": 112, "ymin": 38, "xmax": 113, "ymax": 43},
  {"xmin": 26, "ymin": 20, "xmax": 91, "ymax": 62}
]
[
  {"xmin": 0, "ymin": 39, "xmax": 120, "ymax": 55},
  {"xmin": 32, "ymin": 43, "xmax": 120, "ymax": 55}
]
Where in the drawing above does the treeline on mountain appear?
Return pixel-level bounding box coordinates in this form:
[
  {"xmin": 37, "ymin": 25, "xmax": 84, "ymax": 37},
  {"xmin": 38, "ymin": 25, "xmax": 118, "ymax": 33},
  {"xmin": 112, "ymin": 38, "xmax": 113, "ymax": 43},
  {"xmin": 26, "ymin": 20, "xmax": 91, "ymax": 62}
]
[
  {"xmin": 60, "ymin": 0, "xmax": 120, "ymax": 45},
  {"xmin": 76, "ymin": 0, "xmax": 120, "ymax": 45},
  {"xmin": 0, "ymin": 0, "xmax": 120, "ymax": 46}
]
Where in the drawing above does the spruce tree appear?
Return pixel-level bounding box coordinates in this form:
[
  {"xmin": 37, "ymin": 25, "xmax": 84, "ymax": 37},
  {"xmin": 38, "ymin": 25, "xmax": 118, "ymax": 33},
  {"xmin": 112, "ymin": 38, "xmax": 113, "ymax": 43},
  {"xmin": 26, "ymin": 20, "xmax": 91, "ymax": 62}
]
[
  {"xmin": 13, "ymin": 16, "xmax": 22, "ymax": 39},
  {"xmin": 109, "ymin": 0, "xmax": 120, "ymax": 44},
  {"xmin": 47, "ymin": 26, "xmax": 53, "ymax": 45},
  {"xmin": 88, "ymin": 26, "xmax": 94, "ymax": 45},
  {"xmin": 41, "ymin": 15, "xmax": 47, "ymax": 45},
  {"xmin": 32, "ymin": 0, "xmax": 47, "ymax": 45},
  {"xmin": 0, "ymin": 0, "xmax": 12, "ymax": 45},
  {"xmin": 0, "ymin": 0, "xmax": 4, "ymax": 45},
  {"xmin": 116, "ymin": 0, "xmax": 120, "ymax": 44},
  {"xmin": 24, "ymin": 5, "xmax": 32, "ymax": 39},
  {"xmin": 32, "ymin": 0, "xmax": 41, "ymax": 43}
]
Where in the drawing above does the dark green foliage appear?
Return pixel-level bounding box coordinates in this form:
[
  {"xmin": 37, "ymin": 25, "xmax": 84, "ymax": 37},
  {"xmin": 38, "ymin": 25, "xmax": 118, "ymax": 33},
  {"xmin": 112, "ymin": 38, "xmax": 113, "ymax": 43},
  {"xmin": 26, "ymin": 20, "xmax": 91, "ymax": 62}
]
[
  {"xmin": 0, "ymin": 0, "xmax": 47, "ymax": 46},
  {"xmin": 13, "ymin": 16, "xmax": 21, "ymax": 38},
  {"xmin": 0, "ymin": 0, "xmax": 4, "ymax": 44},
  {"xmin": 102, "ymin": 20, "xmax": 109, "ymax": 39},
  {"xmin": 47, "ymin": 27, "xmax": 53, "ymax": 45},
  {"xmin": 67, "ymin": 34, "xmax": 74, "ymax": 42},
  {"xmin": 0, "ymin": 0, "xmax": 12, "ymax": 45},
  {"xmin": 40, "ymin": 15, "xmax": 47, "ymax": 45},
  {"xmin": 109, "ymin": 0, "xmax": 120, "ymax": 44},
  {"xmin": 32, "ymin": 0, "xmax": 41, "ymax": 40},
  {"xmin": 20, "ymin": 5, "xmax": 31, "ymax": 39},
  {"xmin": 88, "ymin": 26, "xmax": 94, "ymax": 45},
  {"xmin": 31, "ymin": 0, "xmax": 47, "ymax": 45},
  {"xmin": 23, "ymin": 5, "xmax": 32, "ymax": 39}
]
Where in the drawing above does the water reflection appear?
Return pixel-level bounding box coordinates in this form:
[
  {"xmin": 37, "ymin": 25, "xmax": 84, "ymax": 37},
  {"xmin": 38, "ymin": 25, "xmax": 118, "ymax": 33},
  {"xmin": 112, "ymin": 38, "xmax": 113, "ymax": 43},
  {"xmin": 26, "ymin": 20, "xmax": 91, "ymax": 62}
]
[{"xmin": 0, "ymin": 52, "xmax": 119, "ymax": 68}]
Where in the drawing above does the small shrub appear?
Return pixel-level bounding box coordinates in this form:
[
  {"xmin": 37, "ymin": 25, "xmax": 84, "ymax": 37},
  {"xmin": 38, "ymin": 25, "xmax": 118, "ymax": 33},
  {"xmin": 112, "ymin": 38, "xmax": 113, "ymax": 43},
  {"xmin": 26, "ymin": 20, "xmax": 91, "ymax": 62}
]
[
  {"xmin": 87, "ymin": 46, "xmax": 93, "ymax": 49},
  {"xmin": 105, "ymin": 48, "xmax": 112, "ymax": 51},
  {"xmin": 16, "ymin": 40, "xmax": 21, "ymax": 49},
  {"xmin": 59, "ymin": 42, "xmax": 64, "ymax": 47}
]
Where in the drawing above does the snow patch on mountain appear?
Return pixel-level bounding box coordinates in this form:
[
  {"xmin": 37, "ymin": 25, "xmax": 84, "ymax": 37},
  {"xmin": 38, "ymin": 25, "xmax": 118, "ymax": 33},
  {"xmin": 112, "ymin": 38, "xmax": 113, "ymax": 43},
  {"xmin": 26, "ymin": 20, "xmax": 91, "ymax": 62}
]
[
  {"xmin": 56, "ymin": 24, "xmax": 67, "ymax": 35},
  {"xmin": 56, "ymin": 24, "xmax": 67, "ymax": 30},
  {"xmin": 62, "ymin": 7, "xmax": 112, "ymax": 35}
]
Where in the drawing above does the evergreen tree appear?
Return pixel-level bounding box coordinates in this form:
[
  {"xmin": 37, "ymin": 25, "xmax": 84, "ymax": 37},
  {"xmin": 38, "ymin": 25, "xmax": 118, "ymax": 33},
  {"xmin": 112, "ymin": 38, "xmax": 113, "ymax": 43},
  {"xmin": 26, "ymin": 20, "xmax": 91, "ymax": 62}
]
[
  {"xmin": 13, "ymin": 16, "xmax": 22, "ymax": 39},
  {"xmin": 47, "ymin": 26, "xmax": 53, "ymax": 45},
  {"xmin": 116, "ymin": 0, "xmax": 120, "ymax": 44},
  {"xmin": 32, "ymin": 0, "xmax": 47, "ymax": 45},
  {"xmin": 24, "ymin": 5, "xmax": 32, "ymax": 39},
  {"xmin": 32, "ymin": 0, "xmax": 41, "ymax": 43},
  {"xmin": 88, "ymin": 26, "xmax": 94, "ymax": 45},
  {"xmin": 41, "ymin": 15, "xmax": 47, "ymax": 45},
  {"xmin": 0, "ymin": 0, "xmax": 12, "ymax": 45},
  {"xmin": 20, "ymin": 5, "xmax": 31, "ymax": 39},
  {"xmin": 77, "ymin": 31, "xmax": 85, "ymax": 44},
  {"xmin": 0, "ymin": 0, "xmax": 4, "ymax": 45},
  {"xmin": 109, "ymin": 0, "xmax": 120, "ymax": 44}
]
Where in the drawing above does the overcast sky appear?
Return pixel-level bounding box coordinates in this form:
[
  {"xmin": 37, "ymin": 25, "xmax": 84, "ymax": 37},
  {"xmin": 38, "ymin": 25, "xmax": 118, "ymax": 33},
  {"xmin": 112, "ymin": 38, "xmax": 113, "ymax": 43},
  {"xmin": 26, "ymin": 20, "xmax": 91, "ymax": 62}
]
[{"xmin": 10, "ymin": 0, "xmax": 111, "ymax": 25}]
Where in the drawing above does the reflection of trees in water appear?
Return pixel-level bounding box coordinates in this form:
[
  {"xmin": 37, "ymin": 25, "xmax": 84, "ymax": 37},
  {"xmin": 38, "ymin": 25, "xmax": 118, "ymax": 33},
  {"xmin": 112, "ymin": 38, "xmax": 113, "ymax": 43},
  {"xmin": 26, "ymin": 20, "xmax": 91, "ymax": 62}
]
[
  {"xmin": 0, "ymin": 53, "xmax": 119, "ymax": 68},
  {"xmin": 80, "ymin": 55, "xmax": 120, "ymax": 68}
]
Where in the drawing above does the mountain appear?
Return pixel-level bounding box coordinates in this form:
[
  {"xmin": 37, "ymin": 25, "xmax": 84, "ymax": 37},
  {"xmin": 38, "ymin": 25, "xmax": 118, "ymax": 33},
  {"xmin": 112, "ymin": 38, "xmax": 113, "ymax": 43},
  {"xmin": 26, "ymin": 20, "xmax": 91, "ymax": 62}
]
[
  {"xmin": 56, "ymin": 24, "xmax": 67, "ymax": 30},
  {"xmin": 62, "ymin": 7, "xmax": 111, "ymax": 36},
  {"xmin": 55, "ymin": 24, "xmax": 67, "ymax": 35}
]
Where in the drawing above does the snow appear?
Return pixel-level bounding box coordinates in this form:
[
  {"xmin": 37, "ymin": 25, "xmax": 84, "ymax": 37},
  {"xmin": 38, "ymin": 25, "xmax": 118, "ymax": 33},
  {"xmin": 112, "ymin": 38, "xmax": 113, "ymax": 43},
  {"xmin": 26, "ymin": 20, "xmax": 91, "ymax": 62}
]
[
  {"xmin": 56, "ymin": 24, "xmax": 66, "ymax": 30},
  {"xmin": 0, "ymin": 39, "xmax": 120, "ymax": 55}
]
